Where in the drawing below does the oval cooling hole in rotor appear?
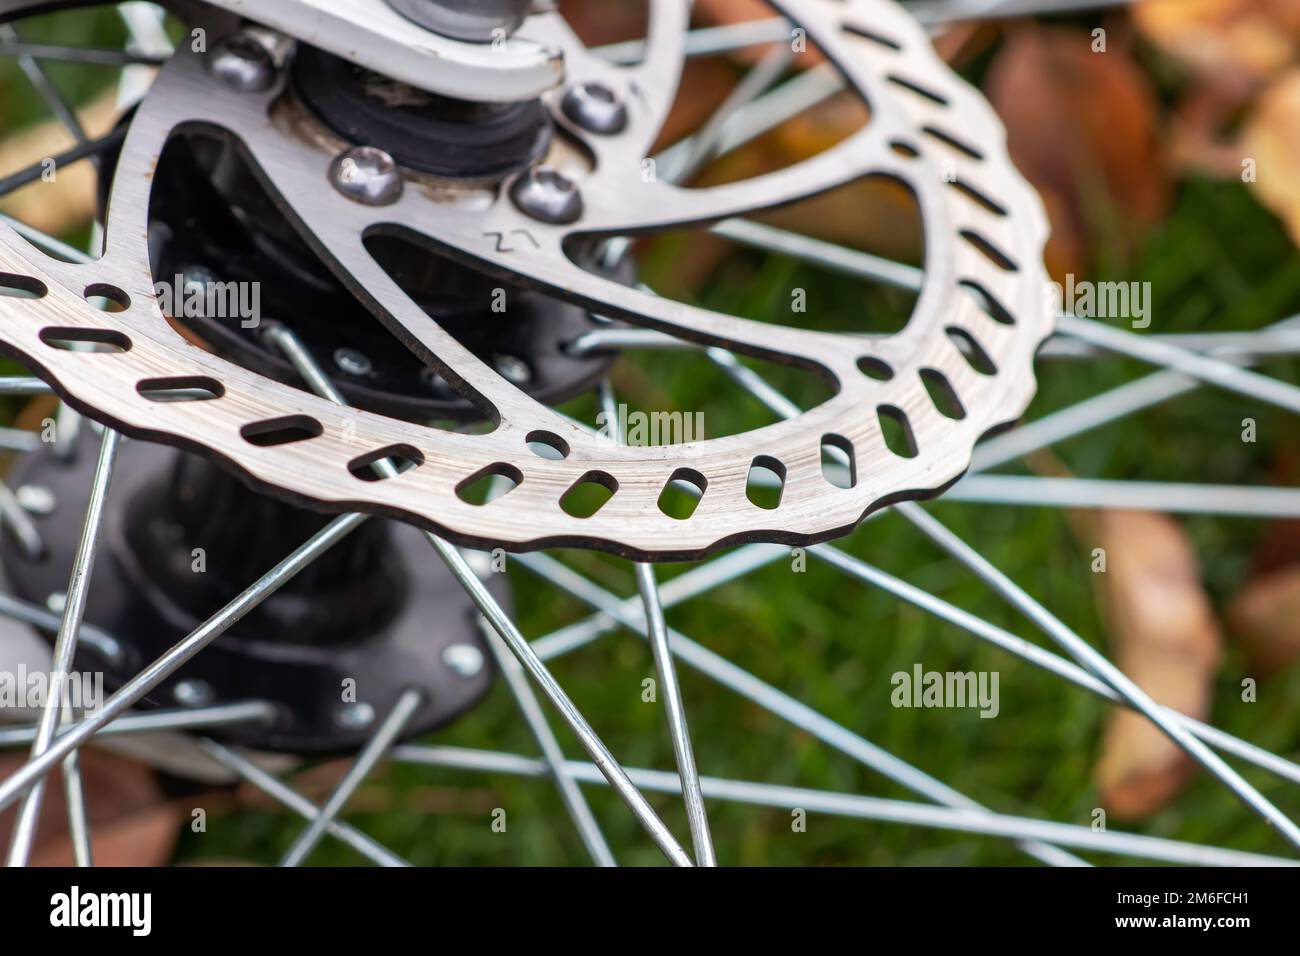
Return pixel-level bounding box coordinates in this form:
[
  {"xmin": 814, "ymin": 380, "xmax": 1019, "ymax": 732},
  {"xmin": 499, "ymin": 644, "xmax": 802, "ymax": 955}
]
[
  {"xmin": 0, "ymin": 273, "xmax": 47, "ymax": 298},
  {"xmin": 746, "ymin": 456, "xmax": 786, "ymax": 510},
  {"xmin": 561, "ymin": 470, "xmax": 618, "ymax": 519},
  {"xmin": 919, "ymin": 367, "xmax": 966, "ymax": 420},
  {"xmin": 137, "ymin": 375, "xmax": 225, "ymax": 402},
  {"xmin": 39, "ymin": 327, "xmax": 131, "ymax": 353},
  {"xmin": 658, "ymin": 467, "xmax": 706, "ymax": 520},
  {"xmin": 820, "ymin": 434, "xmax": 856, "ymax": 489},
  {"xmin": 348, "ymin": 444, "xmax": 425, "ymax": 482},
  {"xmin": 456, "ymin": 463, "xmax": 522, "ymax": 505},
  {"xmin": 240, "ymin": 415, "xmax": 324, "ymax": 447},
  {"xmin": 877, "ymin": 404, "xmax": 918, "ymax": 458},
  {"xmin": 945, "ymin": 326, "xmax": 997, "ymax": 375}
]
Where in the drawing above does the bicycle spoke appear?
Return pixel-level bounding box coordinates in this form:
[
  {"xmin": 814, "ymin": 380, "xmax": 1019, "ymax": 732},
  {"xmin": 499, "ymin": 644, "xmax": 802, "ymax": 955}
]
[
  {"xmin": 0, "ymin": 126, "xmax": 126, "ymax": 199},
  {"xmin": 515, "ymin": 552, "xmax": 1088, "ymax": 867},
  {"xmin": 599, "ymin": 380, "xmax": 715, "ymax": 866},
  {"xmin": 947, "ymin": 475, "xmax": 1300, "ymax": 517},
  {"xmin": 7, "ymin": 427, "xmax": 118, "ymax": 866},
  {"xmin": 0, "ymin": 512, "xmax": 368, "ymax": 814},
  {"xmin": 1058, "ymin": 313, "xmax": 1300, "ymax": 417},
  {"xmin": 58, "ymin": 699, "xmax": 91, "ymax": 867},
  {"xmin": 198, "ymin": 738, "xmax": 408, "ymax": 867},
  {"xmin": 394, "ymin": 744, "xmax": 1281, "ymax": 868},
  {"xmin": 478, "ymin": 620, "xmax": 617, "ymax": 867},
  {"xmin": 0, "ymin": 702, "xmax": 277, "ymax": 747},
  {"xmin": 0, "ymin": 478, "xmax": 44, "ymax": 559},
  {"xmin": 0, "ymin": 40, "xmax": 166, "ymax": 67},
  {"xmin": 809, "ymin": 543, "xmax": 1300, "ymax": 786},
  {"xmin": 264, "ymin": 325, "xmax": 691, "ymax": 866},
  {"xmin": 0, "ymin": 25, "xmax": 88, "ymax": 146},
  {"xmin": 895, "ymin": 501, "xmax": 1300, "ymax": 851},
  {"xmin": 280, "ymin": 688, "xmax": 422, "ymax": 867},
  {"xmin": 701, "ymin": 341, "xmax": 1300, "ymax": 850}
]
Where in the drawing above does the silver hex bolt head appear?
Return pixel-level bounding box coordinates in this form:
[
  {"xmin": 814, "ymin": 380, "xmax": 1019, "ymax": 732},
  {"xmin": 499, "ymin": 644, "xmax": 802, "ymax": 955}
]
[
  {"xmin": 510, "ymin": 166, "xmax": 583, "ymax": 224},
  {"xmin": 562, "ymin": 82, "xmax": 628, "ymax": 135},
  {"xmin": 208, "ymin": 28, "xmax": 290, "ymax": 93},
  {"xmin": 329, "ymin": 147, "xmax": 405, "ymax": 206}
]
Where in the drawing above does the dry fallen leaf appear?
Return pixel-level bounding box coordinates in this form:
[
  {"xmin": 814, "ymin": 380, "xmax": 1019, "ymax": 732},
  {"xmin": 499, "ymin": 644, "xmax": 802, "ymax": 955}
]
[
  {"xmin": 986, "ymin": 26, "xmax": 1169, "ymax": 280},
  {"xmin": 1242, "ymin": 68, "xmax": 1300, "ymax": 247},
  {"xmin": 1086, "ymin": 511, "xmax": 1223, "ymax": 819},
  {"xmin": 1228, "ymin": 564, "xmax": 1300, "ymax": 675},
  {"xmin": 0, "ymin": 749, "xmax": 183, "ymax": 866},
  {"xmin": 1135, "ymin": 0, "xmax": 1300, "ymax": 93}
]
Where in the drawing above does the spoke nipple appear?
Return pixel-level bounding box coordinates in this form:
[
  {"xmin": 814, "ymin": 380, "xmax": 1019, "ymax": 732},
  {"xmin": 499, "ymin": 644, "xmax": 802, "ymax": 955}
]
[
  {"xmin": 492, "ymin": 353, "xmax": 531, "ymax": 385},
  {"xmin": 329, "ymin": 147, "xmax": 405, "ymax": 206},
  {"xmin": 209, "ymin": 27, "xmax": 293, "ymax": 93},
  {"xmin": 510, "ymin": 166, "xmax": 583, "ymax": 224},
  {"xmin": 443, "ymin": 643, "xmax": 485, "ymax": 678},
  {"xmin": 562, "ymin": 82, "xmax": 628, "ymax": 135},
  {"xmin": 15, "ymin": 484, "xmax": 55, "ymax": 515},
  {"xmin": 174, "ymin": 679, "xmax": 216, "ymax": 708},
  {"xmin": 334, "ymin": 347, "xmax": 373, "ymax": 377},
  {"xmin": 336, "ymin": 701, "xmax": 375, "ymax": 730}
]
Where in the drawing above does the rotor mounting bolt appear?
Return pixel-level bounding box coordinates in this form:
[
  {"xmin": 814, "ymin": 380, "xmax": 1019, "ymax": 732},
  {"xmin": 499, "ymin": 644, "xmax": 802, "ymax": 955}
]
[
  {"xmin": 562, "ymin": 82, "xmax": 628, "ymax": 135},
  {"xmin": 510, "ymin": 166, "xmax": 583, "ymax": 224},
  {"xmin": 443, "ymin": 643, "xmax": 485, "ymax": 678},
  {"xmin": 492, "ymin": 353, "xmax": 532, "ymax": 385},
  {"xmin": 208, "ymin": 27, "xmax": 293, "ymax": 93},
  {"xmin": 329, "ymin": 146, "xmax": 405, "ymax": 206},
  {"xmin": 334, "ymin": 347, "xmax": 373, "ymax": 376}
]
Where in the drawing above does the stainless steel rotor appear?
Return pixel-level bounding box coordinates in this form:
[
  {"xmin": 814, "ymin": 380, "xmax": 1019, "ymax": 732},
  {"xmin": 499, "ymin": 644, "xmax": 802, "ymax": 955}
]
[{"xmin": 0, "ymin": 0, "xmax": 1054, "ymax": 560}]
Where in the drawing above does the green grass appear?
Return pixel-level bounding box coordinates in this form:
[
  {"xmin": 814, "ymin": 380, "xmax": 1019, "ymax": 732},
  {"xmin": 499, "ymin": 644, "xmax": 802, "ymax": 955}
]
[{"xmin": 7, "ymin": 8, "xmax": 1300, "ymax": 866}]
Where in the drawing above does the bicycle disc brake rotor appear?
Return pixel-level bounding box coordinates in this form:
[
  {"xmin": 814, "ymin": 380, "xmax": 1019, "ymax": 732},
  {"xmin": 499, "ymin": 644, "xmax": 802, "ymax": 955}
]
[{"xmin": 0, "ymin": 0, "xmax": 1053, "ymax": 560}]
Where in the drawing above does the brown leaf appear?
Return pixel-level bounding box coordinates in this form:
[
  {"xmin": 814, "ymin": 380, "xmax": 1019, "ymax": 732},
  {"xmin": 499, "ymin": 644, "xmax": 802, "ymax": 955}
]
[
  {"xmin": 1135, "ymin": 0, "xmax": 1300, "ymax": 93},
  {"xmin": 986, "ymin": 26, "xmax": 1170, "ymax": 280},
  {"xmin": 1088, "ymin": 511, "xmax": 1223, "ymax": 819},
  {"xmin": 0, "ymin": 749, "xmax": 183, "ymax": 866},
  {"xmin": 554, "ymin": 0, "xmax": 649, "ymax": 48},
  {"xmin": 1242, "ymin": 68, "xmax": 1300, "ymax": 247},
  {"xmin": 1228, "ymin": 564, "xmax": 1300, "ymax": 674}
]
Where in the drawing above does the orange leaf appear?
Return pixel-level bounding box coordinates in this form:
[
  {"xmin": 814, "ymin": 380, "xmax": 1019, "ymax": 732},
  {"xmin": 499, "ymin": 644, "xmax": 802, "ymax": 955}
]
[
  {"xmin": 1089, "ymin": 511, "xmax": 1222, "ymax": 820},
  {"xmin": 1242, "ymin": 68, "xmax": 1300, "ymax": 247},
  {"xmin": 986, "ymin": 26, "xmax": 1169, "ymax": 280},
  {"xmin": 1135, "ymin": 0, "xmax": 1300, "ymax": 91}
]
